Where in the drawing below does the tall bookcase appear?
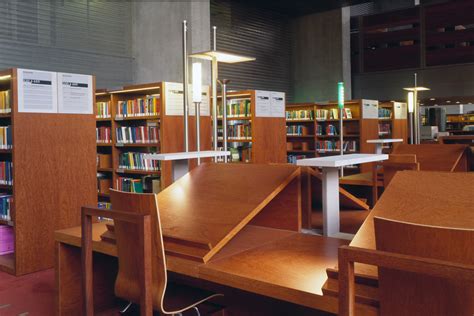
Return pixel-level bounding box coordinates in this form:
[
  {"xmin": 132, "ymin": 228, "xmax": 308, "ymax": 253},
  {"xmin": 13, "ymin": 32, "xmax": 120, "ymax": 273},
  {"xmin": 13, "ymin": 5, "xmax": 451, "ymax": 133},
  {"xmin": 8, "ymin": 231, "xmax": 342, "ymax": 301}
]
[
  {"xmin": 98, "ymin": 82, "xmax": 212, "ymax": 192},
  {"xmin": 218, "ymin": 90, "xmax": 286, "ymax": 164},
  {"xmin": 0, "ymin": 68, "xmax": 96, "ymax": 275},
  {"xmin": 286, "ymin": 100, "xmax": 380, "ymax": 173},
  {"xmin": 95, "ymin": 89, "xmax": 113, "ymax": 204},
  {"xmin": 378, "ymin": 101, "xmax": 408, "ymax": 152}
]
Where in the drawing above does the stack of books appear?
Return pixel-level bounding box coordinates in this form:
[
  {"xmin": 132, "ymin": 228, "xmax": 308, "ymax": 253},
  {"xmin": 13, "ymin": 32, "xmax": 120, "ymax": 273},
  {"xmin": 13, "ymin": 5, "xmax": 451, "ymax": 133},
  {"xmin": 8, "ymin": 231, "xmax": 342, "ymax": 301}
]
[
  {"xmin": 0, "ymin": 195, "xmax": 12, "ymax": 221},
  {"xmin": 116, "ymin": 96, "xmax": 160, "ymax": 118},
  {"xmin": 378, "ymin": 123, "xmax": 391, "ymax": 135},
  {"xmin": 0, "ymin": 91, "xmax": 11, "ymax": 114},
  {"xmin": 96, "ymin": 101, "xmax": 111, "ymax": 118},
  {"xmin": 0, "ymin": 161, "xmax": 13, "ymax": 185},
  {"xmin": 0, "ymin": 126, "xmax": 12, "ymax": 149},
  {"xmin": 115, "ymin": 125, "xmax": 159, "ymax": 144},
  {"xmin": 227, "ymin": 124, "xmax": 252, "ymax": 140},
  {"xmin": 286, "ymin": 110, "xmax": 314, "ymax": 121},
  {"xmin": 378, "ymin": 108, "xmax": 392, "ymax": 119},
  {"xmin": 315, "ymin": 140, "xmax": 357, "ymax": 152},
  {"xmin": 220, "ymin": 98, "xmax": 251, "ymax": 118},
  {"xmin": 96, "ymin": 127, "xmax": 111, "ymax": 143},
  {"xmin": 286, "ymin": 125, "xmax": 308, "ymax": 136},
  {"xmin": 118, "ymin": 152, "xmax": 160, "ymax": 171},
  {"xmin": 287, "ymin": 154, "xmax": 307, "ymax": 164},
  {"xmin": 116, "ymin": 177, "xmax": 143, "ymax": 193}
]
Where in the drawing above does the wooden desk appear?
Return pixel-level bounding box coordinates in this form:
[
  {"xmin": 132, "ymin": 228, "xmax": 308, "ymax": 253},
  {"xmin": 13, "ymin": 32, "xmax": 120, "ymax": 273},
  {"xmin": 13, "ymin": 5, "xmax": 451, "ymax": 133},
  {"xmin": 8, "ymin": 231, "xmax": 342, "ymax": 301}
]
[
  {"xmin": 55, "ymin": 223, "xmax": 348, "ymax": 315},
  {"xmin": 323, "ymin": 171, "xmax": 474, "ymax": 311}
]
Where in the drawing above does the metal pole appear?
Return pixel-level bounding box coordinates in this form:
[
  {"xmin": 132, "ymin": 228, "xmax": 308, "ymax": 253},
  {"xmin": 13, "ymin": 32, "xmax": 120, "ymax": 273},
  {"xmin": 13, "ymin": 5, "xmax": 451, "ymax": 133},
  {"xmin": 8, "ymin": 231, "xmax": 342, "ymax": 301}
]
[
  {"xmin": 413, "ymin": 73, "xmax": 420, "ymax": 144},
  {"xmin": 219, "ymin": 79, "xmax": 229, "ymax": 163},
  {"xmin": 339, "ymin": 107, "xmax": 344, "ymax": 177},
  {"xmin": 213, "ymin": 26, "xmax": 217, "ymax": 51},
  {"xmin": 211, "ymin": 27, "xmax": 219, "ymax": 154},
  {"xmin": 195, "ymin": 101, "xmax": 201, "ymax": 164},
  {"xmin": 182, "ymin": 20, "xmax": 189, "ymax": 152},
  {"xmin": 409, "ymin": 112, "xmax": 414, "ymax": 144}
]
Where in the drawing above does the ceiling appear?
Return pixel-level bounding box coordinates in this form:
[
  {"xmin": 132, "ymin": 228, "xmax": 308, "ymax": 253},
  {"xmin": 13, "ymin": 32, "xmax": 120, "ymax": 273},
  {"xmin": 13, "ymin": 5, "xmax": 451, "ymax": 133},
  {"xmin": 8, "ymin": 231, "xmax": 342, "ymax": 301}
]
[{"xmin": 232, "ymin": 0, "xmax": 373, "ymax": 16}]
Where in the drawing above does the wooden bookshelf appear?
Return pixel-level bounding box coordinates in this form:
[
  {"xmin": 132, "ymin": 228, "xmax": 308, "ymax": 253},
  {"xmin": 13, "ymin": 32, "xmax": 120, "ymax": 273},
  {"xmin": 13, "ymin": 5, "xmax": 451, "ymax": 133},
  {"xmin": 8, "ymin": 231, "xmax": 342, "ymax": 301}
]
[
  {"xmin": 104, "ymin": 82, "xmax": 212, "ymax": 192},
  {"xmin": 285, "ymin": 100, "xmax": 380, "ymax": 172},
  {"xmin": 378, "ymin": 101, "xmax": 408, "ymax": 152},
  {"xmin": 0, "ymin": 68, "xmax": 97, "ymax": 276},
  {"xmin": 96, "ymin": 90, "xmax": 113, "ymax": 203},
  {"xmin": 218, "ymin": 90, "xmax": 286, "ymax": 164}
]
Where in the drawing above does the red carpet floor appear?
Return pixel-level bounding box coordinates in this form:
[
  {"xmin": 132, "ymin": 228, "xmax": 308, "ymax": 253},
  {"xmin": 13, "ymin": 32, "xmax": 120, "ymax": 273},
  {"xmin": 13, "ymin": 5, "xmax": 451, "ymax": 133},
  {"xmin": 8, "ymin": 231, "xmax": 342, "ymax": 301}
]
[{"xmin": 0, "ymin": 269, "xmax": 55, "ymax": 316}]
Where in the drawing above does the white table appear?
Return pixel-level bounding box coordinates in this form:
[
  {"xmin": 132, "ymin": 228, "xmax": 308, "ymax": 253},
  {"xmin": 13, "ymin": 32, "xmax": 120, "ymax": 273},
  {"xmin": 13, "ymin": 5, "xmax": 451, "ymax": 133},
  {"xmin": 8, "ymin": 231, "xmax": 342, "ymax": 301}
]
[
  {"xmin": 297, "ymin": 154, "xmax": 388, "ymax": 239},
  {"xmin": 367, "ymin": 138, "xmax": 403, "ymax": 154},
  {"xmin": 145, "ymin": 151, "xmax": 231, "ymax": 182}
]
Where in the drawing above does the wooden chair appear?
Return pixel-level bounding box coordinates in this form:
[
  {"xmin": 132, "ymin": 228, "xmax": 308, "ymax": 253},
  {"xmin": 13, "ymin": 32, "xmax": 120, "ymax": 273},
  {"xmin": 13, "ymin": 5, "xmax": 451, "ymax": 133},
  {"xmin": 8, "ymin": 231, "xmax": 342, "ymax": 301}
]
[
  {"xmin": 338, "ymin": 216, "xmax": 474, "ymax": 316},
  {"xmin": 82, "ymin": 190, "xmax": 223, "ymax": 316}
]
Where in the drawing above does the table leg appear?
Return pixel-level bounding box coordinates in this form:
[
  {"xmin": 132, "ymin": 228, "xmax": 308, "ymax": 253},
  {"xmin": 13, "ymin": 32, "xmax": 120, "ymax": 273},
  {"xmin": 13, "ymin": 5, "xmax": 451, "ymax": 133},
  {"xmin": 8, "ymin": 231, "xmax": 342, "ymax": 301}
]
[
  {"xmin": 322, "ymin": 168, "xmax": 340, "ymax": 237},
  {"xmin": 172, "ymin": 160, "xmax": 189, "ymax": 182},
  {"xmin": 375, "ymin": 144, "xmax": 383, "ymax": 154}
]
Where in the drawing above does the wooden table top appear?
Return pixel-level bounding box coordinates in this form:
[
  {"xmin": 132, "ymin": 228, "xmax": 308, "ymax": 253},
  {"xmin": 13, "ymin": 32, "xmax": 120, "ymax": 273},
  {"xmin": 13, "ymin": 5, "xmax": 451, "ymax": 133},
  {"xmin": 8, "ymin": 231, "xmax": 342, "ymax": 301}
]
[
  {"xmin": 350, "ymin": 170, "xmax": 474, "ymax": 277},
  {"xmin": 55, "ymin": 223, "xmax": 347, "ymax": 312}
]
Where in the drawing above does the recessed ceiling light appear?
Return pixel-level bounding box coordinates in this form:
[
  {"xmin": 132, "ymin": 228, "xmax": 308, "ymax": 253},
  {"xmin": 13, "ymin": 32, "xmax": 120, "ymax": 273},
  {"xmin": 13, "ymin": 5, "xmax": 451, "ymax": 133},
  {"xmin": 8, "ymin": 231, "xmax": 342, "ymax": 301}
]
[
  {"xmin": 430, "ymin": 98, "xmax": 435, "ymax": 101},
  {"xmin": 446, "ymin": 100, "xmax": 451, "ymax": 103},
  {"xmin": 456, "ymin": 101, "xmax": 460, "ymax": 104}
]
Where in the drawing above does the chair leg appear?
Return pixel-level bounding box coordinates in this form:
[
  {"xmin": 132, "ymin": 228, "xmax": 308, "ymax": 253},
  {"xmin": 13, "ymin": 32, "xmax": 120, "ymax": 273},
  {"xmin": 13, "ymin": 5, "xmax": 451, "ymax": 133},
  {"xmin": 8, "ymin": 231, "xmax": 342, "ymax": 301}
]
[{"xmin": 119, "ymin": 301, "xmax": 133, "ymax": 314}]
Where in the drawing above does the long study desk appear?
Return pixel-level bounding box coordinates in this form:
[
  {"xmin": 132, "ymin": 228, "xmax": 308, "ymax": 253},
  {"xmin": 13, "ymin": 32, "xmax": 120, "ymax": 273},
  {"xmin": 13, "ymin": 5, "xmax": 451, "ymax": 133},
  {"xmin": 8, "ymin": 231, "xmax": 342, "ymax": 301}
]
[{"xmin": 55, "ymin": 222, "xmax": 348, "ymax": 315}]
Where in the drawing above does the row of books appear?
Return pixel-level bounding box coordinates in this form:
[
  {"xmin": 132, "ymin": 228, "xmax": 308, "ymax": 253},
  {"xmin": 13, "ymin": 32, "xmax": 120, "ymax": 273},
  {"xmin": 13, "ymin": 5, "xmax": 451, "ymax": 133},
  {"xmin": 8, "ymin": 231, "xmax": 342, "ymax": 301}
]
[
  {"xmin": 286, "ymin": 110, "xmax": 313, "ymax": 121},
  {"xmin": 316, "ymin": 124, "xmax": 338, "ymax": 136},
  {"xmin": 286, "ymin": 125, "xmax": 308, "ymax": 136},
  {"xmin": 116, "ymin": 125, "xmax": 159, "ymax": 144},
  {"xmin": 0, "ymin": 126, "xmax": 12, "ymax": 149},
  {"xmin": 226, "ymin": 145, "xmax": 252, "ymax": 163},
  {"xmin": 378, "ymin": 123, "xmax": 391, "ymax": 135},
  {"xmin": 218, "ymin": 98, "xmax": 252, "ymax": 118},
  {"xmin": 315, "ymin": 108, "xmax": 352, "ymax": 120},
  {"xmin": 378, "ymin": 108, "xmax": 392, "ymax": 119},
  {"xmin": 315, "ymin": 140, "xmax": 358, "ymax": 152},
  {"xmin": 0, "ymin": 195, "xmax": 12, "ymax": 221},
  {"xmin": 0, "ymin": 161, "xmax": 12, "ymax": 185},
  {"xmin": 287, "ymin": 154, "xmax": 307, "ymax": 164},
  {"xmin": 0, "ymin": 90, "xmax": 11, "ymax": 114},
  {"xmin": 118, "ymin": 152, "xmax": 160, "ymax": 171},
  {"xmin": 116, "ymin": 96, "xmax": 160, "ymax": 118},
  {"xmin": 96, "ymin": 101, "xmax": 111, "ymax": 118},
  {"xmin": 98, "ymin": 201, "xmax": 111, "ymax": 210},
  {"xmin": 96, "ymin": 127, "xmax": 112, "ymax": 143},
  {"xmin": 226, "ymin": 124, "xmax": 252, "ymax": 140},
  {"xmin": 116, "ymin": 177, "xmax": 144, "ymax": 193}
]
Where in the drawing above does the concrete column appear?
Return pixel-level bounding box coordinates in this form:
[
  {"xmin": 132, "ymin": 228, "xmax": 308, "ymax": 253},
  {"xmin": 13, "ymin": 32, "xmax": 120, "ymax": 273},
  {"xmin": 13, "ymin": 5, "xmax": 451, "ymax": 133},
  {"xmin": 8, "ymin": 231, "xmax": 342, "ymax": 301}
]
[
  {"xmin": 291, "ymin": 8, "xmax": 352, "ymax": 102},
  {"xmin": 131, "ymin": 0, "xmax": 211, "ymax": 85}
]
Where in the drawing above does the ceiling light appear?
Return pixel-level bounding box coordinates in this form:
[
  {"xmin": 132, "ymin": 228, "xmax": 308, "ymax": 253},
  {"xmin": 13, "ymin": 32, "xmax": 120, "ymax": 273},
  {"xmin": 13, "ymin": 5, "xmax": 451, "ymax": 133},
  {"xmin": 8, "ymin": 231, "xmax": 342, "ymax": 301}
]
[
  {"xmin": 189, "ymin": 50, "xmax": 256, "ymax": 64},
  {"xmin": 430, "ymin": 98, "xmax": 435, "ymax": 100},
  {"xmin": 0, "ymin": 75, "xmax": 11, "ymax": 81},
  {"xmin": 403, "ymin": 87, "xmax": 430, "ymax": 91},
  {"xmin": 446, "ymin": 100, "xmax": 451, "ymax": 103}
]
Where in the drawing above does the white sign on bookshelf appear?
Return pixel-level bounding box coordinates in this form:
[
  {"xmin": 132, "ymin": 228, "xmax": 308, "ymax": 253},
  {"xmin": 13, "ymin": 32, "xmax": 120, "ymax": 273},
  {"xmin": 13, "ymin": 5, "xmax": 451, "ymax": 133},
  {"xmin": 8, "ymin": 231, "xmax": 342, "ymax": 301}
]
[
  {"xmin": 394, "ymin": 102, "xmax": 407, "ymax": 119},
  {"xmin": 57, "ymin": 72, "xmax": 93, "ymax": 114},
  {"xmin": 255, "ymin": 90, "xmax": 285, "ymax": 117},
  {"xmin": 270, "ymin": 91, "xmax": 285, "ymax": 117},
  {"xmin": 18, "ymin": 68, "xmax": 58, "ymax": 113},
  {"xmin": 165, "ymin": 82, "xmax": 210, "ymax": 116},
  {"xmin": 362, "ymin": 99, "xmax": 379, "ymax": 119}
]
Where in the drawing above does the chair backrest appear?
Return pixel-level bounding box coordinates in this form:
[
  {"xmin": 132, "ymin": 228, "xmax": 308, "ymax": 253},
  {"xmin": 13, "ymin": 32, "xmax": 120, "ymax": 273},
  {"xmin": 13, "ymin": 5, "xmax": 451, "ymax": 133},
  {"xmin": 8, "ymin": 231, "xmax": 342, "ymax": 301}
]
[
  {"xmin": 374, "ymin": 217, "xmax": 474, "ymax": 316},
  {"xmin": 110, "ymin": 189, "xmax": 167, "ymax": 312},
  {"xmin": 391, "ymin": 144, "xmax": 468, "ymax": 172},
  {"xmin": 381, "ymin": 154, "xmax": 419, "ymax": 187}
]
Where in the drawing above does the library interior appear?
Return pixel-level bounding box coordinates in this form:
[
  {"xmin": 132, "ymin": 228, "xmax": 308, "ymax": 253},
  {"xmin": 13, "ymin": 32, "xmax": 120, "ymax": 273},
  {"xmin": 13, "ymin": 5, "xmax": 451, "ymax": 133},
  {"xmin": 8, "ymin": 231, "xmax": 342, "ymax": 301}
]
[{"xmin": 0, "ymin": 0, "xmax": 473, "ymax": 315}]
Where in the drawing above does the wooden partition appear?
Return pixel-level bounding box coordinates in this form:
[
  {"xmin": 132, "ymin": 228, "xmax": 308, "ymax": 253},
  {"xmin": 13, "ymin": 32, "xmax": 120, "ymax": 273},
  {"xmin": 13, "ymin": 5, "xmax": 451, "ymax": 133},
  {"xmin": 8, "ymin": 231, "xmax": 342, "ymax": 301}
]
[{"xmin": 0, "ymin": 68, "xmax": 97, "ymax": 275}]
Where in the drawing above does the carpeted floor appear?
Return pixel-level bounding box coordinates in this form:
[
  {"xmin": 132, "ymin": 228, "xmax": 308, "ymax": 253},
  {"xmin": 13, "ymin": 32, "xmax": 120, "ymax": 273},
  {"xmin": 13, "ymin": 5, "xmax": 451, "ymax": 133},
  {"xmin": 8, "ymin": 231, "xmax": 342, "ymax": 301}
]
[
  {"xmin": 311, "ymin": 208, "xmax": 371, "ymax": 234},
  {"xmin": 0, "ymin": 268, "xmax": 55, "ymax": 316}
]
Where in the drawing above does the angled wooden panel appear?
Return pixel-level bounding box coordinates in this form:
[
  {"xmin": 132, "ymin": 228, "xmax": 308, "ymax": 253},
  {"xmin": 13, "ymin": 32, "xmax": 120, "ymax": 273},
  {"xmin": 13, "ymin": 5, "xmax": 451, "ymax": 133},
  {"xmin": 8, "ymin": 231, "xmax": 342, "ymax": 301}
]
[
  {"xmin": 392, "ymin": 144, "xmax": 468, "ymax": 171},
  {"xmin": 157, "ymin": 163, "xmax": 300, "ymax": 262}
]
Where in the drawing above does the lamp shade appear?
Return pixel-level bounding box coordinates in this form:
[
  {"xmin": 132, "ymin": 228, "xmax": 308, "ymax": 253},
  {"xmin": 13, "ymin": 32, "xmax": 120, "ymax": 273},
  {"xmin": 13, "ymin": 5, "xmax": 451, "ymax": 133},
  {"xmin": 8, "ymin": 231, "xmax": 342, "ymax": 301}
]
[
  {"xmin": 407, "ymin": 91, "xmax": 414, "ymax": 113},
  {"xmin": 192, "ymin": 62, "xmax": 202, "ymax": 103},
  {"xmin": 337, "ymin": 82, "xmax": 344, "ymax": 109}
]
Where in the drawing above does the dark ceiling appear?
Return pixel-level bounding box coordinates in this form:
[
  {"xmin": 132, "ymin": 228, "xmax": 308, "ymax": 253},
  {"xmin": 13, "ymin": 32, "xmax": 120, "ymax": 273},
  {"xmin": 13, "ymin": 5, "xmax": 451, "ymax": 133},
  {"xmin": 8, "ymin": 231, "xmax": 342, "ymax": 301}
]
[{"xmin": 232, "ymin": 0, "xmax": 373, "ymax": 16}]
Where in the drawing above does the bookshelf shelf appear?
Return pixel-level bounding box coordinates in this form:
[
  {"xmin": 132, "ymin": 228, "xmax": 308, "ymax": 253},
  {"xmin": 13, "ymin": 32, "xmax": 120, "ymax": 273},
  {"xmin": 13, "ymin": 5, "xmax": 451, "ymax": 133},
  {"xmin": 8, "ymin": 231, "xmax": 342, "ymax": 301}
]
[
  {"xmin": 96, "ymin": 117, "xmax": 112, "ymax": 122},
  {"xmin": 97, "ymin": 143, "xmax": 112, "ymax": 147},
  {"xmin": 98, "ymin": 192, "xmax": 110, "ymax": 198},
  {"xmin": 115, "ymin": 143, "xmax": 160, "ymax": 148},
  {"xmin": 115, "ymin": 169, "xmax": 161, "ymax": 176},
  {"xmin": 0, "ymin": 253, "xmax": 14, "ymax": 274},
  {"xmin": 114, "ymin": 115, "xmax": 161, "ymax": 121},
  {"xmin": 217, "ymin": 116, "xmax": 251, "ymax": 121},
  {"xmin": 0, "ymin": 219, "xmax": 13, "ymax": 226},
  {"xmin": 286, "ymin": 119, "xmax": 314, "ymax": 123},
  {"xmin": 0, "ymin": 184, "xmax": 12, "ymax": 190},
  {"xmin": 0, "ymin": 149, "xmax": 12, "ymax": 154},
  {"xmin": 287, "ymin": 135, "xmax": 315, "ymax": 138},
  {"xmin": 97, "ymin": 167, "xmax": 113, "ymax": 172},
  {"xmin": 0, "ymin": 113, "xmax": 11, "ymax": 119}
]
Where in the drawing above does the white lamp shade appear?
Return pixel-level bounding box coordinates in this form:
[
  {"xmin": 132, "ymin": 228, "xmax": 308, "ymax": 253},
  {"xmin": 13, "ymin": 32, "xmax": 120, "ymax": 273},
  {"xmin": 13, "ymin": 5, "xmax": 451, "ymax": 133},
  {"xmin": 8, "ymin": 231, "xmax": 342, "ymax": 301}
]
[
  {"xmin": 192, "ymin": 62, "xmax": 202, "ymax": 103},
  {"xmin": 407, "ymin": 91, "xmax": 414, "ymax": 113}
]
